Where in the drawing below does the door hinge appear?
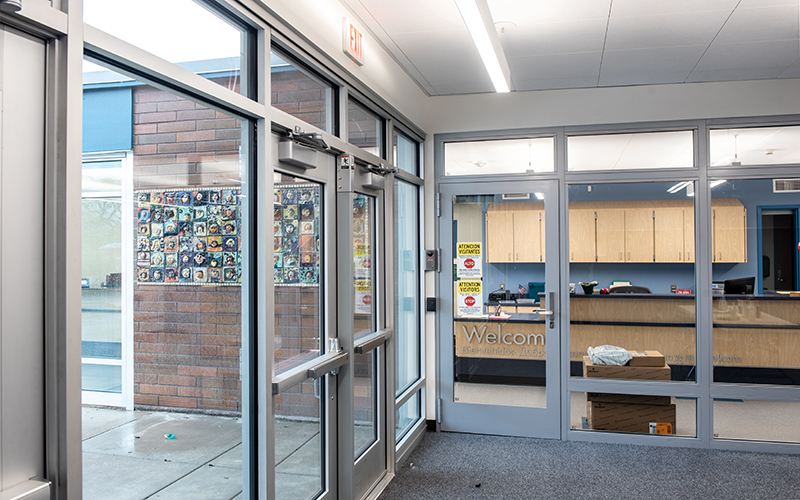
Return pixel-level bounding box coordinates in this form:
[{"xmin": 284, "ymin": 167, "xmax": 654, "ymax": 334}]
[
  {"xmin": 436, "ymin": 192, "xmax": 441, "ymax": 218},
  {"xmin": 437, "ymin": 398, "xmax": 442, "ymax": 424}
]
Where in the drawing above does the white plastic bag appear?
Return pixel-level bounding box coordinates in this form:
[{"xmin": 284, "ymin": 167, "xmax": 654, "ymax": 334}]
[{"xmin": 587, "ymin": 345, "xmax": 632, "ymax": 366}]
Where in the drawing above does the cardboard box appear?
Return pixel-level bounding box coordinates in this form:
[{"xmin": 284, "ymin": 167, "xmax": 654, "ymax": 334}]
[
  {"xmin": 628, "ymin": 350, "xmax": 666, "ymax": 367},
  {"xmin": 586, "ymin": 392, "xmax": 672, "ymax": 406},
  {"xmin": 587, "ymin": 401, "xmax": 676, "ymax": 434},
  {"xmin": 583, "ymin": 356, "xmax": 671, "ymax": 380}
]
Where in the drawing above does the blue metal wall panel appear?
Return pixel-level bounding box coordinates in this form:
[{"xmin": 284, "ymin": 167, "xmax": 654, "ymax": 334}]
[{"xmin": 83, "ymin": 87, "xmax": 133, "ymax": 153}]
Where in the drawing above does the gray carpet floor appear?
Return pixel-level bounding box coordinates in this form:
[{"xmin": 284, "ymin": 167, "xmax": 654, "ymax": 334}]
[{"xmin": 379, "ymin": 432, "xmax": 800, "ymax": 499}]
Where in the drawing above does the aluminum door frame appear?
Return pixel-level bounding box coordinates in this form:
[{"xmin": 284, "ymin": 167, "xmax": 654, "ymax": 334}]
[{"xmin": 437, "ymin": 179, "xmax": 562, "ymax": 438}]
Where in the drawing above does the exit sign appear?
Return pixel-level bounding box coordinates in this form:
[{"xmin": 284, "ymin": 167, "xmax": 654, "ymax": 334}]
[{"xmin": 343, "ymin": 18, "xmax": 364, "ymax": 65}]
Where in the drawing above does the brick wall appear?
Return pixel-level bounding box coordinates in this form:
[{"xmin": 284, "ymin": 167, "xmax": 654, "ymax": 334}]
[
  {"xmin": 271, "ymin": 68, "xmax": 330, "ymax": 132},
  {"xmin": 132, "ymin": 84, "xmax": 243, "ymax": 414}
]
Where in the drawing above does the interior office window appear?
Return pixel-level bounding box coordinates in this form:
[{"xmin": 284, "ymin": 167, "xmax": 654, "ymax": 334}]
[
  {"xmin": 714, "ymin": 399, "xmax": 800, "ymax": 443},
  {"xmin": 571, "ymin": 392, "xmax": 696, "ymax": 437},
  {"xmin": 81, "ymin": 62, "xmax": 247, "ymax": 499},
  {"xmin": 393, "ymin": 130, "xmax": 419, "ymax": 176},
  {"xmin": 443, "ymin": 137, "xmax": 555, "ymax": 176},
  {"xmin": 711, "ymin": 178, "xmax": 800, "ymax": 386},
  {"xmin": 710, "ymin": 126, "xmax": 800, "ymax": 167},
  {"xmin": 271, "ymin": 49, "xmax": 336, "ymax": 134},
  {"xmin": 83, "ymin": 0, "xmax": 245, "ymax": 93},
  {"xmin": 567, "ymin": 130, "xmax": 694, "ymax": 171},
  {"xmin": 394, "ymin": 179, "xmax": 421, "ymax": 396},
  {"xmin": 567, "ymin": 182, "xmax": 698, "ymax": 382},
  {"xmin": 348, "ymin": 98, "xmax": 383, "ymax": 157}
]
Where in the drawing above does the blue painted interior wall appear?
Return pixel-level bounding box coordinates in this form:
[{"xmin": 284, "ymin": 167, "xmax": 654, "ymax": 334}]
[
  {"xmin": 83, "ymin": 87, "xmax": 133, "ymax": 153},
  {"xmin": 478, "ymin": 180, "xmax": 800, "ymax": 296}
]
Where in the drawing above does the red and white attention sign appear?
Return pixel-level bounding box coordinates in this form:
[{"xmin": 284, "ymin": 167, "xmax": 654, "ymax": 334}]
[
  {"xmin": 457, "ymin": 242, "xmax": 482, "ymax": 278},
  {"xmin": 343, "ymin": 18, "xmax": 364, "ymax": 65}
]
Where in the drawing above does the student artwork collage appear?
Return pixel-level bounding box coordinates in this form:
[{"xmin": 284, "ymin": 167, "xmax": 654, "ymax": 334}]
[
  {"xmin": 274, "ymin": 185, "xmax": 320, "ymax": 286},
  {"xmin": 136, "ymin": 188, "xmax": 242, "ymax": 285}
]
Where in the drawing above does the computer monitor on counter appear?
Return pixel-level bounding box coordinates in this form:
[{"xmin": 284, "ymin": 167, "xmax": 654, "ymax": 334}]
[{"xmin": 724, "ymin": 276, "xmax": 755, "ymax": 295}]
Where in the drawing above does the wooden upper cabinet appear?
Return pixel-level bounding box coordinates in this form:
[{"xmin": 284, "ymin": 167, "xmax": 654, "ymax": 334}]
[
  {"xmin": 654, "ymin": 207, "xmax": 685, "ymax": 263},
  {"xmin": 595, "ymin": 209, "xmax": 625, "ymax": 262},
  {"xmin": 486, "ymin": 210, "xmax": 514, "ymax": 262},
  {"xmin": 569, "ymin": 209, "xmax": 596, "ymax": 262},
  {"xmin": 625, "ymin": 208, "xmax": 654, "ymax": 262},
  {"xmin": 513, "ymin": 210, "xmax": 542, "ymax": 262},
  {"xmin": 683, "ymin": 208, "xmax": 695, "ymax": 263},
  {"xmin": 713, "ymin": 201, "xmax": 747, "ymax": 263}
]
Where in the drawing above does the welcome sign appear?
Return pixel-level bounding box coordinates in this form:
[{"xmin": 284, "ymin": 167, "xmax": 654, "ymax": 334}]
[{"xmin": 454, "ymin": 320, "xmax": 547, "ymax": 360}]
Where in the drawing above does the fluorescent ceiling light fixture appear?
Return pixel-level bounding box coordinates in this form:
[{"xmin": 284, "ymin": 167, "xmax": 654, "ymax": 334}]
[
  {"xmin": 710, "ymin": 180, "xmax": 727, "ymax": 188},
  {"xmin": 667, "ymin": 181, "xmax": 691, "ymax": 194},
  {"xmin": 454, "ymin": 0, "xmax": 511, "ymax": 93},
  {"xmin": 534, "ymin": 192, "xmax": 545, "ymax": 200}
]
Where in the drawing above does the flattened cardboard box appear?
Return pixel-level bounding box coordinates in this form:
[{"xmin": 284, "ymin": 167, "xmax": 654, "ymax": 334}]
[
  {"xmin": 628, "ymin": 350, "xmax": 666, "ymax": 367},
  {"xmin": 587, "ymin": 401, "xmax": 676, "ymax": 434},
  {"xmin": 583, "ymin": 356, "xmax": 671, "ymax": 380},
  {"xmin": 586, "ymin": 392, "xmax": 672, "ymax": 406}
]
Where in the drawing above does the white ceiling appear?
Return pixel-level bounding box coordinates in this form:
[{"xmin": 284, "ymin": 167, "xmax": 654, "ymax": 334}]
[{"xmin": 342, "ymin": 0, "xmax": 800, "ymax": 95}]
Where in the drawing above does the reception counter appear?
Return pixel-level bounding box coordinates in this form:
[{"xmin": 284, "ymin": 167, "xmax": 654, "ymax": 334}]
[{"xmin": 570, "ymin": 293, "xmax": 800, "ymax": 371}]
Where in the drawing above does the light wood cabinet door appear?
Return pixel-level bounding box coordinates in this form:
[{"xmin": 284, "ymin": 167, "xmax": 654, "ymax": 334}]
[
  {"xmin": 486, "ymin": 211, "xmax": 514, "ymax": 262},
  {"xmin": 713, "ymin": 205, "xmax": 746, "ymax": 263},
  {"xmin": 654, "ymin": 207, "xmax": 684, "ymax": 262},
  {"xmin": 595, "ymin": 209, "xmax": 625, "ymax": 262},
  {"xmin": 683, "ymin": 208, "xmax": 695, "ymax": 263},
  {"xmin": 569, "ymin": 209, "xmax": 596, "ymax": 262},
  {"xmin": 513, "ymin": 210, "xmax": 541, "ymax": 262},
  {"xmin": 625, "ymin": 208, "xmax": 654, "ymax": 262}
]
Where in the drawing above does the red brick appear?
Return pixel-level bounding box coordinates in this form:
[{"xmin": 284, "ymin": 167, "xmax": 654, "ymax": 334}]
[
  {"xmin": 216, "ymin": 325, "xmax": 242, "ymax": 337},
  {"xmin": 134, "ymin": 332, "xmax": 158, "ymax": 343},
  {"xmin": 136, "ymin": 363, "xmax": 179, "ymax": 375},
  {"xmin": 196, "ymin": 140, "xmax": 237, "ymax": 152},
  {"xmin": 133, "ymin": 144, "xmax": 158, "ymax": 155},
  {"xmin": 176, "ymin": 109, "xmax": 217, "ymax": 120},
  {"xmin": 134, "ymin": 394, "xmax": 159, "ymax": 406},
  {"xmin": 138, "ymin": 111, "xmax": 177, "ymax": 124},
  {"xmin": 199, "ymin": 334, "xmax": 240, "ymax": 346},
  {"xmin": 134, "ymin": 291, "xmax": 158, "ymax": 301},
  {"xmin": 157, "ymin": 100, "xmax": 197, "ymax": 112},
  {"xmin": 139, "ymin": 384, "xmax": 177, "ymax": 396},
  {"xmin": 158, "ymin": 312, "xmax": 198, "ymax": 324},
  {"xmin": 178, "ymin": 365, "xmax": 217, "ymax": 377},
  {"xmin": 158, "ymin": 120, "xmax": 197, "ymax": 133},
  {"xmin": 137, "ymin": 301, "xmax": 178, "ymax": 313},
  {"xmin": 139, "ymin": 322, "xmax": 178, "ymax": 333},
  {"xmin": 218, "ymin": 368, "xmax": 240, "ymax": 379},
  {"xmin": 158, "ymin": 291, "xmax": 197, "ymax": 302},
  {"xmin": 134, "ymin": 373, "xmax": 158, "ymax": 384},
  {"xmin": 134, "ymin": 352, "xmax": 158, "ymax": 364},
  {"xmin": 157, "ymin": 142, "xmax": 196, "ymax": 154},
  {"xmin": 176, "ymin": 302, "xmax": 202, "ymax": 313},
  {"xmin": 157, "ymin": 333, "xmax": 197, "ymax": 344},
  {"xmin": 177, "ymin": 386, "xmax": 219, "ymax": 398},
  {"xmin": 217, "ymin": 346, "xmax": 241, "ymax": 357},
  {"xmin": 158, "ymin": 354, "xmax": 196, "ymax": 366},
  {"xmin": 199, "ymin": 313, "xmax": 238, "ymax": 325},
  {"xmin": 176, "ymin": 323, "xmax": 203, "ymax": 334},
  {"xmin": 177, "ymin": 344, "xmax": 217, "ymax": 356},
  {"xmin": 134, "ymin": 103, "xmax": 158, "ymax": 114},
  {"xmin": 159, "ymin": 396, "xmax": 198, "ymax": 409},
  {"xmin": 138, "ymin": 342, "xmax": 178, "ymax": 354},
  {"xmin": 134, "ymin": 154, "xmax": 178, "ymax": 166},
  {"xmin": 215, "ymin": 302, "xmax": 241, "ymax": 314},
  {"xmin": 137, "ymin": 91, "xmax": 179, "ymax": 103},
  {"xmin": 138, "ymin": 132, "xmax": 177, "ymax": 145},
  {"xmin": 158, "ymin": 375, "xmax": 197, "ymax": 387},
  {"xmin": 196, "ymin": 119, "xmax": 238, "ymax": 130},
  {"xmin": 177, "ymin": 130, "xmax": 216, "ymax": 142},
  {"xmin": 134, "ymin": 311, "xmax": 159, "ymax": 323},
  {"xmin": 176, "ymin": 153, "xmax": 216, "ymax": 164}
]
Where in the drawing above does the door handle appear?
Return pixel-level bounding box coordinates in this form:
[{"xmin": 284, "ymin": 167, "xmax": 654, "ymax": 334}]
[
  {"xmin": 354, "ymin": 329, "xmax": 392, "ymax": 354},
  {"xmin": 538, "ymin": 291, "xmax": 555, "ymax": 329},
  {"xmin": 272, "ymin": 348, "xmax": 348, "ymax": 395}
]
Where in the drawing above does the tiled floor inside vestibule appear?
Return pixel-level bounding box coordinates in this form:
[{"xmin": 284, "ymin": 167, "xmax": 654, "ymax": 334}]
[{"xmin": 82, "ymin": 407, "xmax": 324, "ymax": 500}]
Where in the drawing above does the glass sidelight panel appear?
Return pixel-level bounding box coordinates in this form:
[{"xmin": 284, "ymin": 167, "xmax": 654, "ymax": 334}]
[
  {"xmin": 394, "ymin": 180, "xmax": 421, "ymax": 395},
  {"xmin": 274, "ymin": 175, "xmax": 324, "ymax": 374},
  {"xmin": 570, "ymin": 392, "xmax": 697, "ymax": 437},
  {"xmin": 348, "ymin": 99, "xmax": 383, "ymax": 157}
]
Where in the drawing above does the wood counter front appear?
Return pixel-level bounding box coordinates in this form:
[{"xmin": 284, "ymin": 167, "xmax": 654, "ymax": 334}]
[{"xmin": 570, "ymin": 294, "xmax": 800, "ymax": 369}]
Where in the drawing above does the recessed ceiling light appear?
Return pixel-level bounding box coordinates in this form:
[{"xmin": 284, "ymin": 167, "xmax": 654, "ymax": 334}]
[{"xmin": 474, "ymin": 160, "xmax": 488, "ymax": 168}]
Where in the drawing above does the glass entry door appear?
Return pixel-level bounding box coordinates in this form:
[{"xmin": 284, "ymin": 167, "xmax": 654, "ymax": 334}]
[
  {"xmin": 438, "ymin": 180, "xmax": 561, "ymax": 438},
  {"xmin": 337, "ymin": 160, "xmax": 388, "ymax": 500}
]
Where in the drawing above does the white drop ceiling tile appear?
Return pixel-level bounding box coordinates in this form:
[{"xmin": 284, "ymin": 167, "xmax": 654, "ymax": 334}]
[
  {"xmin": 488, "ymin": 0, "xmax": 612, "ymax": 25},
  {"xmin": 432, "ymin": 81, "xmax": 496, "ymax": 95},
  {"xmin": 713, "ymin": 4, "xmax": 799, "ymax": 44},
  {"xmin": 778, "ymin": 60, "xmax": 800, "ymax": 79},
  {"xmin": 500, "ymin": 19, "xmax": 608, "ymax": 57},
  {"xmin": 390, "ymin": 30, "xmax": 478, "ymax": 64},
  {"xmin": 598, "ymin": 46, "xmax": 707, "ymax": 86},
  {"xmin": 356, "ymin": 0, "xmax": 465, "ymax": 34},
  {"xmin": 513, "ymin": 76, "xmax": 600, "ymax": 91},
  {"xmin": 693, "ymin": 40, "xmax": 800, "ymax": 71},
  {"xmin": 604, "ymin": 11, "xmax": 730, "ymax": 50},
  {"xmin": 609, "ymin": 0, "xmax": 739, "ymax": 17},
  {"xmin": 508, "ymin": 52, "xmax": 602, "ymax": 81},
  {"xmin": 687, "ymin": 67, "xmax": 790, "ymax": 82}
]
